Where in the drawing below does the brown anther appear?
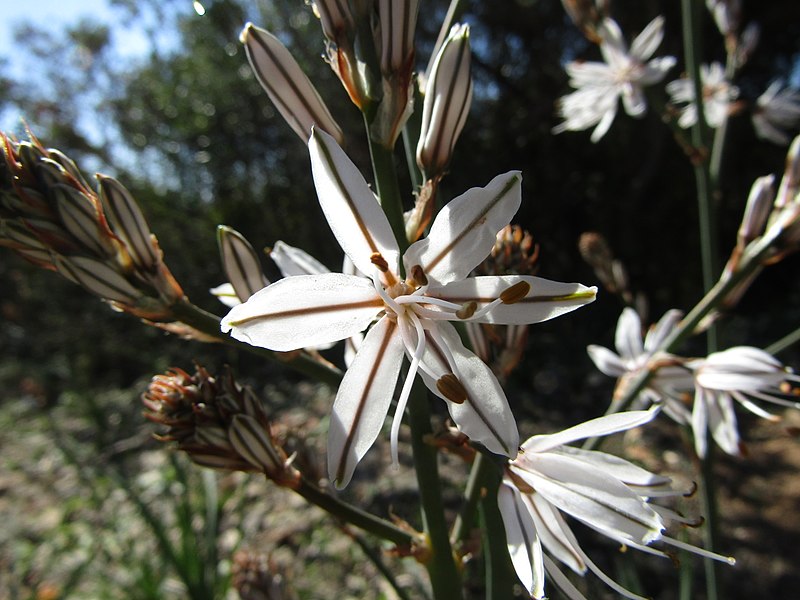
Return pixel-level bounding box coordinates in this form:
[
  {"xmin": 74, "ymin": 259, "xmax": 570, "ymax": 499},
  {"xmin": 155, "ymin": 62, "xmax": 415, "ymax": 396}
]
[
  {"xmin": 499, "ymin": 280, "xmax": 531, "ymax": 304},
  {"xmin": 370, "ymin": 252, "xmax": 389, "ymax": 272},
  {"xmin": 436, "ymin": 373, "xmax": 467, "ymax": 404},
  {"xmin": 456, "ymin": 301, "xmax": 478, "ymax": 319},
  {"xmin": 409, "ymin": 264, "xmax": 428, "ymax": 287}
]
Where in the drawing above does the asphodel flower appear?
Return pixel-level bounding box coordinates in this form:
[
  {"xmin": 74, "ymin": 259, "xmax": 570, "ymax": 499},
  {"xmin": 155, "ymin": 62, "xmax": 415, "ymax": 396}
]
[
  {"xmin": 416, "ymin": 23, "xmax": 473, "ymax": 178},
  {"xmin": 241, "ymin": 23, "xmax": 344, "ymax": 144},
  {"xmin": 666, "ymin": 62, "xmax": 740, "ymax": 129},
  {"xmin": 554, "ymin": 16, "xmax": 676, "ymax": 142},
  {"xmin": 752, "ymin": 81, "xmax": 800, "ymax": 146},
  {"xmin": 690, "ymin": 346, "xmax": 800, "ymax": 457},
  {"xmin": 587, "ymin": 307, "xmax": 701, "ymax": 428},
  {"xmin": 222, "ymin": 129, "xmax": 597, "ymax": 487},
  {"xmin": 499, "ymin": 409, "xmax": 735, "ymax": 600}
]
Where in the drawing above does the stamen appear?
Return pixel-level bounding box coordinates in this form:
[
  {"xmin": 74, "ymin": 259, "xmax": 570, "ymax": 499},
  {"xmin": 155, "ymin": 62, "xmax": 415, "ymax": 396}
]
[
  {"xmin": 390, "ymin": 313, "xmax": 426, "ymax": 467},
  {"xmin": 661, "ymin": 536, "xmax": 736, "ymax": 565},
  {"xmin": 370, "ymin": 252, "xmax": 389, "ymax": 272},
  {"xmin": 372, "ymin": 273, "xmax": 402, "ymax": 315},
  {"xmin": 409, "ymin": 264, "xmax": 428, "ymax": 287},
  {"xmin": 436, "ymin": 373, "xmax": 467, "ymax": 404},
  {"xmin": 500, "ymin": 280, "xmax": 531, "ymax": 304},
  {"xmin": 456, "ymin": 301, "xmax": 478, "ymax": 319}
]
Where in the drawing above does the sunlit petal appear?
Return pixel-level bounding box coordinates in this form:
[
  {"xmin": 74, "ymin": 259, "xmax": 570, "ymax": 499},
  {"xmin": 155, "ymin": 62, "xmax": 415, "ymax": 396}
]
[
  {"xmin": 327, "ymin": 316, "xmax": 405, "ymax": 488},
  {"xmin": 309, "ymin": 129, "xmax": 400, "ymax": 276},
  {"xmin": 403, "ymin": 171, "xmax": 522, "ymax": 286},
  {"xmin": 429, "ymin": 275, "xmax": 597, "ymax": 324},
  {"xmin": 498, "ymin": 482, "xmax": 545, "ymax": 598},
  {"xmin": 221, "ymin": 273, "xmax": 381, "ymax": 351}
]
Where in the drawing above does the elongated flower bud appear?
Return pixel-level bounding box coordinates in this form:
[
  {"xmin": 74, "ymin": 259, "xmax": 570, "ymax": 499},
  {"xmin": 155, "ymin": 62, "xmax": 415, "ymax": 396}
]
[
  {"xmin": 217, "ymin": 225, "xmax": 269, "ymax": 302},
  {"xmin": 241, "ymin": 23, "xmax": 344, "ymax": 144},
  {"xmin": 377, "ymin": 0, "xmax": 419, "ymax": 75},
  {"xmin": 313, "ymin": 0, "xmax": 355, "ymax": 43},
  {"xmin": 737, "ymin": 175, "xmax": 774, "ymax": 249},
  {"xmin": 416, "ymin": 24, "xmax": 473, "ymax": 177}
]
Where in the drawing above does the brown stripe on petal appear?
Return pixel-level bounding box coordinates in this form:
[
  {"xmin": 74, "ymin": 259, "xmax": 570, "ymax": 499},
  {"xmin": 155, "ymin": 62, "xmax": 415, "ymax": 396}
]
[
  {"xmin": 425, "ymin": 331, "xmax": 511, "ymax": 454},
  {"xmin": 422, "ymin": 174, "xmax": 519, "ymax": 275},
  {"xmin": 335, "ymin": 319, "xmax": 398, "ymax": 485},
  {"xmin": 229, "ymin": 297, "xmax": 383, "ymax": 327},
  {"xmin": 433, "ymin": 289, "xmax": 596, "ymax": 306}
]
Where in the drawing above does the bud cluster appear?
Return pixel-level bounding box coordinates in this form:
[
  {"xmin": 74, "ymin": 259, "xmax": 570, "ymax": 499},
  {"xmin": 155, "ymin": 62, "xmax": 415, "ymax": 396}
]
[
  {"xmin": 143, "ymin": 365, "xmax": 299, "ymax": 486},
  {"xmin": 0, "ymin": 132, "xmax": 183, "ymax": 319}
]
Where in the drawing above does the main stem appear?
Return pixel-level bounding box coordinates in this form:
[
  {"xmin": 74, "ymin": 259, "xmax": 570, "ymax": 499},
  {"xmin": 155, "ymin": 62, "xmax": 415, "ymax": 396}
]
[
  {"xmin": 367, "ymin": 119, "xmax": 462, "ymax": 598},
  {"xmin": 681, "ymin": 1, "xmax": 720, "ymax": 597},
  {"xmin": 408, "ymin": 385, "xmax": 463, "ymax": 599}
]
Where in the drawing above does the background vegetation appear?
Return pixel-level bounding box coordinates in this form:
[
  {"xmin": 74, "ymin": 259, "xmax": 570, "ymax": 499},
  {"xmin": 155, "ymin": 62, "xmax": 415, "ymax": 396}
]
[{"xmin": 2, "ymin": 0, "xmax": 799, "ymax": 597}]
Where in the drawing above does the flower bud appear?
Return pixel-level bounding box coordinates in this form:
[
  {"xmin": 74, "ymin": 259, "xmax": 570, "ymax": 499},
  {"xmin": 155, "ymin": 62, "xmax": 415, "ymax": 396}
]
[
  {"xmin": 377, "ymin": 0, "xmax": 419, "ymax": 75},
  {"xmin": 416, "ymin": 24, "xmax": 473, "ymax": 177},
  {"xmin": 737, "ymin": 174, "xmax": 774, "ymax": 248},
  {"xmin": 241, "ymin": 23, "xmax": 344, "ymax": 144},
  {"xmin": 217, "ymin": 225, "xmax": 268, "ymax": 302},
  {"xmin": 312, "ymin": 0, "xmax": 355, "ymax": 44},
  {"xmin": 98, "ymin": 175, "xmax": 160, "ymax": 272}
]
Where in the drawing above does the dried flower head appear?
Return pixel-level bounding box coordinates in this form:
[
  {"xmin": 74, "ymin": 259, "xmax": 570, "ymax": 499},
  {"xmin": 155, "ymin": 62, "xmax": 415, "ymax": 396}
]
[{"xmin": 143, "ymin": 365, "xmax": 298, "ymax": 485}]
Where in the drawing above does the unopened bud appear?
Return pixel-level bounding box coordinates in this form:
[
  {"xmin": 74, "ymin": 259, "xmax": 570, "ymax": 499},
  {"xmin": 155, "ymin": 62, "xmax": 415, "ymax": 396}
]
[
  {"xmin": 312, "ymin": 0, "xmax": 355, "ymax": 43},
  {"xmin": 417, "ymin": 24, "xmax": 472, "ymax": 177},
  {"xmin": 241, "ymin": 23, "xmax": 344, "ymax": 144},
  {"xmin": 55, "ymin": 255, "xmax": 142, "ymax": 305},
  {"xmin": 776, "ymin": 135, "xmax": 800, "ymax": 209},
  {"xmin": 98, "ymin": 175, "xmax": 160, "ymax": 271},
  {"xmin": 738, "ymin": 175, "xmax": 774, "ymax": 247},
  {"xmin": 228, "ymin": 414, "xmax": 284, "ymax": 474},
  {"xmin": 217, "ymin": 225, "xmax": 268, "ymax": 302},
  {"xmin": 377, "ymin": 0, "xmax": 420, "ymax": 75}
]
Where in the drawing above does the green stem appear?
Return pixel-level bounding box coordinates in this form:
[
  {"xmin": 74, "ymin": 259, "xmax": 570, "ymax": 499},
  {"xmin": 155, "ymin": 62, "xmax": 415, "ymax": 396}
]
[
  {"xmin": 765, "ymin": 324, "xmax": 800, "ymax": 355},
  {"xmin": 293, "ymin": 475, "xmax": 416, "ymax": 547},
  {"xmin": 366, "ymin": 116, "xmax": 409, "ymax": 252},
  {"xmin": 347, "ymin": 527, "xmax": 419, "ymax": 600},
  {"xmin": 169, "ymin": 298, "xmax": 343, "ymax": 388},
  {"xmin": 451, "ymin": 452, "xmax": 490, "ymax": 546},
  {"xmin": 478, "ymin": 464, "xmax": 516, "ymax": 600},
  {"xmin": 681, "ymin": 4, "xmax": 720, "ymax": 598},
  {"xmin": 408, "ymin": 383, "xmax": 463, "ymax": 600},
  {"xmin": 699, "ymin": 435, "xmax": 720, "ymax": 600}
]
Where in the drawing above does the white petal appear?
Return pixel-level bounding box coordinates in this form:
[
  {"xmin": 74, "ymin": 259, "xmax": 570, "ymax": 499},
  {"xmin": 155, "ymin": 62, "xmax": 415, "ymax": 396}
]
[
  {"xmin": 270, "ymin": 240, "xmax": 330, "ymax": 276},
  {"xmin": 210, "ymin": 283, "xmax": 241, "ymax": 308},
  {"xmin": 644, "ymin": 309, "xmax": 682, "ymax": 352},
  {"xmin": 587, "ymin": 345, "xmax": 627, "ymax": 377},
  {"xmin": 309, "ymin": 129, "xmax": 400, "ymax": 276},
  {"xmin": 615, "ymin": 308, "xmax": 644, "ymax": 360},
  {"xmin": 498, "ymin": 482, "xmax": 545, "ymax": 598},
  {"xmin": 429, "ymin": 275, "xmax": 597, "ymax": 324},
  {"xmin": 418, "ymin": 321, "xmax": 519, "ymax": 456},
  {"xmin": 512, "ymin": 454, "xmax": 664, "ymax": 544},
  {"xmin": 327, "ymin": 316, "xmax": 405, "ymax": 488},
  {"xmin": 521, "ymin": 408, "xmax": 659, "ymax": 454},
  {"xmin": 528, "ymin": 491, "xmax": 586, "ymax": 575},
  {"xmin": 692, "ymin": 388, "xmax": 710, "ymax": 458},
  {"xmin": 707, "ymin": 393, "xmax": 741, "ymax": 456},
  {"xmin": 696, "ymin": 346, "xmax": 785, "ymax": 391},
  {"xmin": 630, "ymin": 16, "xmax": 665, "ymax": 61},
  {"xmin": 590, "ymin": 100, "xmax": 619, "ymax": 142},
  {"xmin": 221, "ymin": 273, "xmax": 382, "ymax": 351},
  {"xmin": 552, "ymin": 446, "xmax": 672, "ymax": 487},
  {"xmin": 403, "ymin": 171, "xmax": 522, "ymax": 286}
]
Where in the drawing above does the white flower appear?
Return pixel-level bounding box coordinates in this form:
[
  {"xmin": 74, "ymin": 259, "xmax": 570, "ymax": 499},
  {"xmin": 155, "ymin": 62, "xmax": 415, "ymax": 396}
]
[
  {"xmin": 222, "ymin": 129, "xmax": 597, "ymax": 487},
  {"xmin": 554, "ymin": 16, "xmax": 676, "ymax": 142},
  {"xmin": 587, "ymin": 308, "xmax": 695, "ymax": 423},
  {"xmin": 499, "ymin": 409, "xmax": 734, "ymax": 600},
  {"xmin": 752, "ymin": 81, "xmax": 800, "ymax": 145},
  {"xmin": 667, "ymin": 62, "xmax": 740, "ymax": 129},
  {"xmin": 690, "ymin": 346, "xmax": 800, "ymax": 457}
]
